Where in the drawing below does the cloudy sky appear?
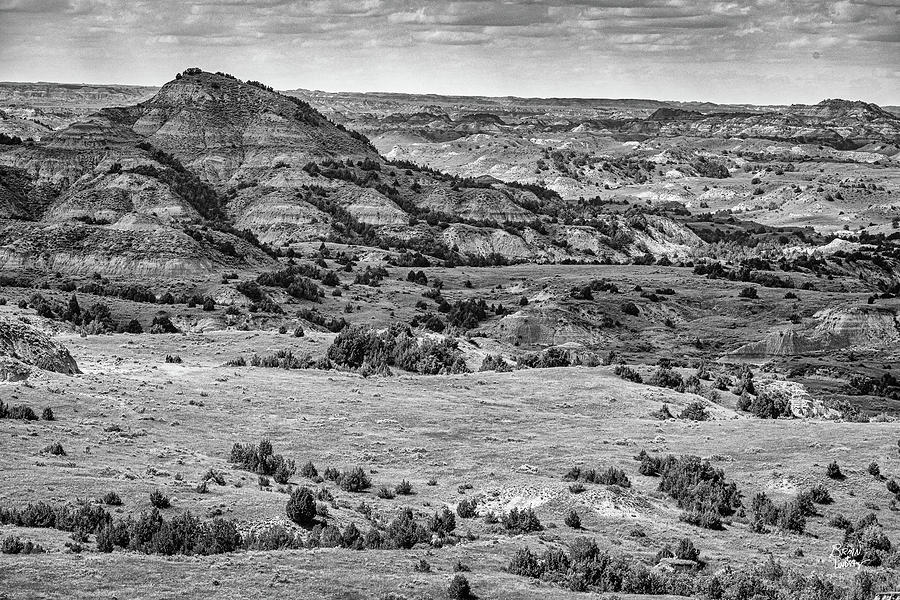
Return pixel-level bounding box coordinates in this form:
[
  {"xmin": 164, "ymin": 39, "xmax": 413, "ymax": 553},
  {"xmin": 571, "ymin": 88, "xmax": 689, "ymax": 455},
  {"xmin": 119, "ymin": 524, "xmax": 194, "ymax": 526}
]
[{"xmin": 1, "ymin": 0, "xmax": 898, "ymax": 104}]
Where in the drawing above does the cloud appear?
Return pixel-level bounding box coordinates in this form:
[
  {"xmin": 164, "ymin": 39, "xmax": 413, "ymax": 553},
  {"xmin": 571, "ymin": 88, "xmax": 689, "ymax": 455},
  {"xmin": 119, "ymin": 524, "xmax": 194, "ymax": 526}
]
[{"xmin": 0, "ymin": 0, "xmax": 896, "ymax": 104}]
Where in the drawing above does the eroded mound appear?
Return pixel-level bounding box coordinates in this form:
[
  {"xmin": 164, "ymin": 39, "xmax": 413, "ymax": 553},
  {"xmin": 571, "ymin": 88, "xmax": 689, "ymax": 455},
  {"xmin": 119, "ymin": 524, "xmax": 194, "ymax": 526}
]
[{"xmin": 0, "ymin": 316, "xmax": 79, "ymax": 375}]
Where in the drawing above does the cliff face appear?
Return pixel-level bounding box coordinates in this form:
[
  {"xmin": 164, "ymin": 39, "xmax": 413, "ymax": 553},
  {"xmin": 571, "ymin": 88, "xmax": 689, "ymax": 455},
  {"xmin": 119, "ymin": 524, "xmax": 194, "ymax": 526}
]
[{"xmin": 732, "ymin": 304, "xmax": 900, "ymax": 356}]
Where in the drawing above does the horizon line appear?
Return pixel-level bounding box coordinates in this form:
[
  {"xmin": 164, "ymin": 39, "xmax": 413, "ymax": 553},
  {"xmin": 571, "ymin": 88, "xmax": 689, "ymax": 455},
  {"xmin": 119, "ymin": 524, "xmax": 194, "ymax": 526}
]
[{"xmin": 0, "ymin": 76, "xmax": 896, "ymax": 109}]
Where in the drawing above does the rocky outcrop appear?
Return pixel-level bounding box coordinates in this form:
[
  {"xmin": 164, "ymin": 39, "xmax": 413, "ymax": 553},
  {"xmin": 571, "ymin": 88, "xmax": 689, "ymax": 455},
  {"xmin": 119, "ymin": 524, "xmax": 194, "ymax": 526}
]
[
  {"xmin": 481, "ymin": 307, "xmax": 610, "ymax": 347},
  {"xmin": 419, "ymin": 186, "xmax": 535, "ymax": 224},
  {"xmin": 755, "ymin": 379, "xmax": 840, "ymax": 419},
  {"xmin": 0, "ymin": 317, "xmax": 79, "ymax": 375},
  {"xmin": 733, "ymin": 304, "xmax": 900, "ymax": 356}
]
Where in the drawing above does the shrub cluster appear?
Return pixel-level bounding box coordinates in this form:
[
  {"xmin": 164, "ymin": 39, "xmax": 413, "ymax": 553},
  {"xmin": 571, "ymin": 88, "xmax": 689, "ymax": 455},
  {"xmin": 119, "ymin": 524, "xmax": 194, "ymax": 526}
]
[
  {"xmin": 614, "ymin": 364, "xmax": 643, "ymax": 383},
  {"xmin": 507, "ymin": 537, "xmax": 870, "ymax": 598},
  {"xmin": 564, "ymin": 466, "xmax": 631, "ymax": 488},
  {"xmin": 638, "ymin": 453, "xmax": 741, "ymax": 529},
  {"xmin": 0, "ymin": 401, "xmax": 38, "ymax": 420},
  {"xmin": 326, "ymin": 324, "xmax": 468, "ymax": 375},
  {"xmin": 256, "ymin": 265, "xmax": 324, "ymax": 302},
  {"xmin": 502, "ymin": 507, "xmax": 543, "ymax": 534},
  {"xmin": 229, "ymin": 439, "xmax": 296, "ymax": 483}
]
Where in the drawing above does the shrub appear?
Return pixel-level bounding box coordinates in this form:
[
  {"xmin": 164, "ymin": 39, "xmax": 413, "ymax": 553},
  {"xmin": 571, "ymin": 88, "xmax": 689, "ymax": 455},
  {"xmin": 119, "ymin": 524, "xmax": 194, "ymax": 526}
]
[
  {"xmin": 415, "ymin": 558, "xmax": 431, "ymax": 573},
  {"xmin": 395, "ymin": 480, "xmax": 413, "ymax": 495},
  {"xmin": 377, "ymin": 486, "xmax": 396, "ymax": 499},
  {"xmin": 286, "ymin": 487, "xmax": 317, "ymax": 526},
  {"xmin": 614, "ymin": 364, "xmax": 643, "ymax": 383},
  {"xmin": 826, "ymin": 461, "xmax": 844, "ymax": 480},
  {"xmin": 457, "ymin": 498, "xmax": 477, "ymax": 519},
  {"xmin": 150, "ymin": 314, "xmax": 179, "ymax": 334},
  {"xmin": 564, "ymin": 466, "xmax": 631, "ymax": 488},
  {"xmin": 569, "ymin": 482, "xmax": 585, "ymax": 494},
  {"xmin": 564, "ymin": 510, "xmax": 581, "ymax": 529},
  {"xmin": 41, "ymin": 407, "xmax": 55, "ymax": 421},
  {"xmin": 808, "ymin": 484, "xmax": 833, "ymax": 504},
  {"xmin": 502, "ymin": 507, "xmax": 542, "ymax": 534},
  {"xmin": 655, "ymin": 454, "xmax": 741, "ymax": 527},
  {"xmin": 777, "ymin": 501, "xmax": 807, "ymax": 533},
  {"xmin": 650, "ymin": 366, "xmax": 683, "ymax": 391},
  {"xmin": 384, "ymin": 508, "xmax": 428, "ymax": 549},
  {"xmin": 614, "ymin": 300, "xmax": 639, "ymax": 318},
  {"xmin": 429, "ymin": 507, "xmax": 456, "ymax": 537},
  {"xmin": 480, "ymin": 354, "xmax": 512, "ymax": 372},
  {"xmin": 679, "ymin": 401, "xmax": 709, "ymax": 421},
  {"xmin": 300, "ymin": 461, "xmax": 318, "ymax": 479},
  {"xmin": 650, "ymin": 404, "xmax": 674, "ymax": 420},
  {"xmin": 43, "ymin": 442, "xmax": 66, "ymax": 456},
  {"xmin": 738, "ymin": 287, "xmax": 758, "ymax": 299},
  {"xmin": 0, "ymin": 402, "xmax": 38, "ymax": 420},
  {"xmin": 102, "ymin": 492, "xmax": 122, "ymax": 506},
  {"xmin": 452, "ymin": 560, "xmax": 470, "ymax": 572},
  {"xmin": 338, "ymin": 467, "xmax": 372, "ymax": 492},
  {"xmin": 229, "ymin": 439, "xmax": 295, "ymax": 479},
  {"xmin": 744, "ymin": 391, "xmax": 793, "ymax": 419},
  {"xmin": 273, "ymin": 460, "xmax": 295, "ymax": 485},
  {"xmin": 447, "ymin": 574, "xmax": 474, "ymax": 600},
  {"xmin": 149, "ymin": 490, "xmax": 170, "ymax": 509},
  {"xmin": 202, "ymin": 469, "xmax": 226, "ymax": 486},
  {"xmin": 868, "ymin": 462, "xmax": 881, "ymax": 478},
  {"xmin": 327, "ymin": 324, "xmax": 468, "ymax": 375},
  {"xmin": 2, "ymin": 535, "xmax": 45, "ymax": 554}
]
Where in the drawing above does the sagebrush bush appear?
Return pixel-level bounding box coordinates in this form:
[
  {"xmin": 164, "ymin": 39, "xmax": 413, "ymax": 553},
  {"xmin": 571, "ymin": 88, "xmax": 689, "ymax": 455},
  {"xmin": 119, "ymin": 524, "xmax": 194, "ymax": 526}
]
[{"xmin": 564, "ymin": 510, "xmax": 581, "ymax": 529}]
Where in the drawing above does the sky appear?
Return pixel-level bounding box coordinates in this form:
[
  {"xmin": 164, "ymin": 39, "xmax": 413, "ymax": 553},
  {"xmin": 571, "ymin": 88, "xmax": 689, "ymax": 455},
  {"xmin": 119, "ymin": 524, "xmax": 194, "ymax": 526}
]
[{"xmin": 0, "ymin": 0, "xmax": 898, "ymax": 105}]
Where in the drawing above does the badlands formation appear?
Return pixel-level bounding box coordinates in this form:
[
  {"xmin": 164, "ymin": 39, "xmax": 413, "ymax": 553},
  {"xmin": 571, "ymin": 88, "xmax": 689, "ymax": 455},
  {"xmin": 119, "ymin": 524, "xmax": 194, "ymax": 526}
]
[{"xmin": 0, "ymin": 69, "xmax": 899, "ymax": 598}]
